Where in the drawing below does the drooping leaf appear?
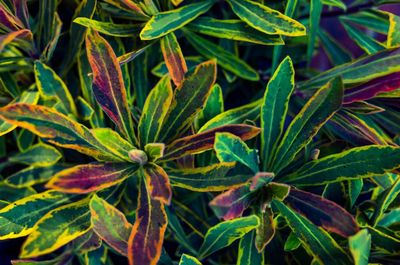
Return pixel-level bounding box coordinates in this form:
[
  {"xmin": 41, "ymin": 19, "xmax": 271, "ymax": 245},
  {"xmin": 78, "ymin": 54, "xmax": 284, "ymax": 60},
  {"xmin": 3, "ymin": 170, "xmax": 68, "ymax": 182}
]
[
  {"xmin": 261, "ymin": 56, "xmax": 294, "ymax": 170},
  {"xmin": 160, "ymin": 60, "xmax": 217, "ymax": 141},
  {"xmin": 272, "ymin": 77, "xmax": 343, "ymax": 173},
  {"xmin": 198, "ymin": 215, "xmax": 260, "ymax": 259},
  {"xmin": 20, "ymin": 199, "xmax": 91, "ymax": 258},
  {"xmin": 280, "ymin": 145, "xmax": 400, "ymax": 186},
  {"xmin": 273, "ymin": 200, "xmax": 352, "ymax": 264},
  {"xmin": 138, "ymin": 75, "xmax": 173, "ymax": 145},
  {"xmin": 226, "ymin": 0, "xmax": 306, "ymax": 36},
  {"xmin": 160, "ymin": 32, "xmax": 187, "ymax": 86},
  {"xmin": 162, "ymin": 124, "xmax": 260, "ymax": 162},
  {"xmin": 46, "ymin": 163, "xmax": 137, "ymax": 193},
  {"xmin": 128, "ymin": 181, "xmax": 167, "ymax": 265},
  {"xmin": 140, "ymin": 0, "xmax": 215, "ymax": 40},
  {"xmin": 349, "ymin": 229, "xmax": 371, "ymax": 265},
  {"xmin": 90, "ymin": 194, "xmax": 132, "ymax": 256},
  {"xmin": 285, "ymin": 189, "xmax": 359, "ymax": 237},
  {"xmin": 85, "ymin": 29, "xmax": 135, "ymax": 143},
  {"xmin": 186, "ymin": 17, "xmax": 283, "ymax": 45}
]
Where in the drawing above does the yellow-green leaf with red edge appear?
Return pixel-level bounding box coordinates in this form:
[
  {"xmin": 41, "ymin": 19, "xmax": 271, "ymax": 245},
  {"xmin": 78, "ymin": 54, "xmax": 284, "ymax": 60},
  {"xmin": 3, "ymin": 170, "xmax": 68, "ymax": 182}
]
[
  {"xmin": 143, "ymin": 163, "xmax": 172, "ymax": 205},
  {"xmin": 0, "ymin": 29, "xmax": 32, "ymax": 52},
  {"xmin": 128, "ymin": 180, "xmax": 167, "ymax": 265},
  {"xmin": 138, "ymin": 75, "xmax": 173, "ymax": 146},
  {"xmin": 161, "ymin": 124, "xmax": 260, "ymax": 162},
  {"xmin": 0, "ymin": 104, "xmax": 120, "ymax": 161},
  {"xmin": 161, "ymin": 32, "xmax": 187, "ymax": 86},
  {"xmin": 46, "ymin": 163, "xmax": 137, "ymax": 194},
  {"xmin": 85, "ymin": 29, "xmax": 136, "ymax": 144},
  {"xmin": 159, "ymin": 60, "xmax": 217, "ymax": 142},
  {"xmin": 90, "ymin": 194, "xmax": 132, "ymax": 256}
]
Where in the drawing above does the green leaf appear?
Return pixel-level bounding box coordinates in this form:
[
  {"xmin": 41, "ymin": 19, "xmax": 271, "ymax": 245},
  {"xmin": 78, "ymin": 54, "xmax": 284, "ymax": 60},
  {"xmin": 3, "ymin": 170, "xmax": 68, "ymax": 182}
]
[
  {"xmin": 342, "ymin": 21, "xmax": 385, "ymax": 54},
  {"xmin": 194, "ymin": 84, "xmax": 224, "ymax": 131},
  {"xmin": 280, "ymin": 145, "xmax": 400, "ymax": 186},
  {"xmin": 34, "ymin": 61, "xmax": 77, "ymax": 116},
  {"xmin": 237, "ymin": 230, "xmax": 264, "ymax": 265},
  {"xmin": 371, "ymin": 177, "xmax": 400, "ymax": 225},
  {"xmin": 214, "ymin": 132, "xmax": 259, "ymax": 173},
  {"xmin": 160, "ymin": 32, "xmax": 187, "ymax": 86},
  {"xmin": 318, "ymin": 29, "xmax": 352, "ymax": 65},
  {"xmin": 307, "ymin": 0, "xmax": 322, "ymax": 65},
  {"xmin": 349, "ymin": 229, "xmax": 371, "ymax": 265},
  {"xmin": 273, "ymin": 200, "xmax": 352, "ymax": 264},
  {"xmin": 226, "ymin": 0, "xmax": 306, "ymax": 36},
  {"xmin": 138, "ymin": 75, "xmax": 173, "ymax": 145},
  {"xmin": 322, "ymin": 0, "xmax": 346, "ymax": 10},
  {"xmin": 186, "ymin": 17, "xmax": 283, "ymax": 45},
  {"xmin": 160, "ymin": 60, "xmax": 217, "ymax": 141},
  {"xmin": 8, "ymin": 143, "xmax": 61, "ymax": 167},
  {"xmin": 367, "ymin": 226, "xmax": 400, "ymax": 254},
  {"xmin": 20, "ymin": 199, "xmax": 91, "ymax": 258},
  {"xmin": 140, "ymin": 0, "xmax": 215, "ymax": 40},
  {"xmin": 387, "ymin": 13, "xmax": 400, "ymax": 48},
  {"xmin": 90, "ymin": 194, "xmax": 132, "ymax": 256},
  {"xmin": 179, "ymin": 254, "xmax": 202, "ymax": 265},
  {"xmin": 272, "ymin": 78, "xmax": 343, "ymax": 173},
  {"xmin": 74, "ymin": 17, "xmax": 142, "ymax": 37},
  {"xmin": 184, "ymin": 30, "xmax": 259, "ymax": 81},
  {"xmin": 0, "ymin": 190, "xmax": 72, "ymax": 239},
  {"xmin": 198, "ymin": 215, "xmax": 260, "ymax": 259},
  {"xmin": 261, "ymin": 56, "xmax": 294, "ymax": 171}
]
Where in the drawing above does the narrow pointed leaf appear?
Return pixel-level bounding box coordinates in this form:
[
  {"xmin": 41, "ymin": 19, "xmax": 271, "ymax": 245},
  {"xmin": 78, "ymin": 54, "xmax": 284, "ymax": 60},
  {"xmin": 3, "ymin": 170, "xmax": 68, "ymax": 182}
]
[
  {"xmin": 342, "ymin": 22, "xmax": 385, "ymax": 54},
  {"xmin": 237, "ymin": 230, "xmax": 264, "ymax": 265},
  {"xmin": 387, "ymin": 13, "xmax": 400, "ymax": 48},
  {"xmin": 272, "ymin": 78, "xmax": 343, "ymax": 173},
  {"xmin": 128, "ymin": 181, "xmax": 167, "ymax": 265},
  {"xmin": 281, "ymin": 145, "xmax": 400, "ymax": 186},
  {"xmin": 74, "ymin": 17, "xmax": 142, "ymax": 37},
  {"xmin": 371, "ymin": 177, "xmax": 400, "ymax": 226},
  {"xmin": 140, "ymin": 0, "xmax": 215, "ymax": 40},
  {"xmin": 255, "ymin": 208, "xmax": 275, "ymax": 252},
  {"xmin": 20, "ymin": 200, "xmax": 91, "ymax": 258},
  {"xmin": 161, "ymin": 32, "xmax": 187, "ymax": 86},
  {"xmin": 162, "ymin": 124, "xmax": 260, "ymax": 162},
  {"xmin": 46, "ymin": 163, "xmax": 136, "ymax": 193},
  {"xmin": 307, "ymin": 0, "xmax": 322, "ymax": 64},
  {"xmin": 349, "ymin": 229, "xmax": 371, "ymax": 265},
  {"xmin": 261, "ymin": 56, "xmax": 295, "ymax": 170},
  {"xmin": 143, "ymin": 163, "xmax": 172, "ymax": 205},
  {"xmin": 90, "ymin": 195, "xmax": 132, "ymax": 256},
  {"xmin": 86, "ymin": 29, "xmax": 135, "ymax": 142},
  {"xmin": 195, "ymin": 84, "xmax": 224, "ymax": 130},
  {"xmin": 285, "ymin": 189, "xmax": 359, "ymax": 237},
  {"xmin": 138, "ymin": 75, "xmax": 173, "ymax": 145},
  {"xmin": 198, "ymin": 215, "xmax": 260, "ymax": 259},
  {"xmin": 160, "ymin": 60, "xmax": 217, "ymax": 141},
  {"xmin": 273, "ymin": 200, "xmax": 352, "ymax": 264},
  {"xmin": 227, "ymin": 0, "xmax": 306, "ymax": 36}
]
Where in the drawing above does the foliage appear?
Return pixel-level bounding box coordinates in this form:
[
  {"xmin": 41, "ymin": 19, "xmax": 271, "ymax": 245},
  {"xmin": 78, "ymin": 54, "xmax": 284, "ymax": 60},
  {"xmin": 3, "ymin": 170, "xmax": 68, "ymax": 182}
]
[{"xmin": 1, "ymin": 0, "xmax": 400, "ymax": 264}]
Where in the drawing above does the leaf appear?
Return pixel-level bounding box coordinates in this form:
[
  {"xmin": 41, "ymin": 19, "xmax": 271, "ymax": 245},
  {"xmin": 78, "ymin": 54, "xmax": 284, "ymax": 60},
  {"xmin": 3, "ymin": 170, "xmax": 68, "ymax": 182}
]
[
  {"xmin": 128, "ymin": 181, "xmax": 167, "ymax": 265},
  {"xmin": 6, "ymin": 165, "xmax": 68, "ymax": 188},
  {"xmin": 260, "ymin": 56, "xmax": 294, "ymax": 171},
  {"xmin": 20, "ymin": 199, "xmax": 91, "ymax": 258},
  {"xmin": 198, "ymin": 215, "xmax": 260, "ymax": 259},
  {"xmin": 387, "ymin": 13, "xmax": 400, "ymax": 48},
  {"xmin": 145, "ymin": 143, "xmax": 165, "ymax": 161},
  {"xmin": 162, "ymin": 124, "xmax": 260, "ymax": 162},
  {"xmin": 214, "ymin": 132, "xmax": 259, "ymax": 173},
  {"xmin": 226, "ymin": 0, "xmax": 306, "ymax": 36},
  {"xmin": 0, "ymin": 29, "xmax": 32, "ymax": 53},
  {"xmin": 0, "ymin": 191, "xmax": 72, "ymax": 239},
  {"xmin": 138, "ymin": 75, "xmax": 173, "ymax": 145},
  {"xmin": 209, "ymin": 185, "xmax": 253, "ymax": 220},
  {"xmin": 0, "ymin": 104, "xmax": 118, "ymax": 161},
  {"xmin": 237, "ymin": 230, "xmax": 264, "ymax": 265},
  {"xmin": 322, "ymin": 0, "xmax": 346, "ymax": 10},
  {"xmin": 343, "ymin": 72, "xmax": 400, "ymax": 104},
  {"xmin": 34, "ymin": 61, "xmax": 77, "ymax": 115},
  {"xmin": 318, "ymin": 29, "xmax": 352, "ymax": 65},
  {"xmin": 194, "ymin": 84, "xmax": 224, "ymax": 130},
  {"xmin": 74, "ymin": 17, "xmax": 142, "ymax": 37},
  {"xmin": 255, "ymin": 208, "xmax": 275, "ymax": 252},
  {"xmin": 46, "ymin": 163, "xmax": 137, "ymax": 193},
  {"xmin": 342, "ymin": 22, "xmax": 385, "ymax": 54},
  {"xmin": 371, "ymin": 177, "xmax": 400, "ymax": 226},
  {"xmin": 300, "ymin": 48, "xmax": 400, "ymax": 89},
  {"xmin": 285, "ymin": 189, "xmax": 359, "ymax": 237},
  {"xmin": 179, "ymin": 254, "xmax": 202, "ymax": 265},
  {"xmin": 272, "ymin": 77, "xmax": 343, "ymax": 173},
  {"xmin": 273, "ymin": 200, "xmax": 352, "ymax": 264},
  {"xmin": 85, "ymin": 29, "xmax": 135, "ymax": 143},
  {"xmin": 307, "ymin": 0, "xmax": 322, "ymax": 64},
  {"xmin": 199, "ymin": 99, "xmax": 261, "ymax": 132},
  {"xmin": 8, "ymin": 143, "xmax": 61, "ymax": 167},
  {"xmin": 143, "ymin": 163, "xmax": 172, "ymax": 205},
  {"xmin": 367, "ymin": 226, "xmax": 400, "ymax": 254},
  {"xmin": 184, "ymin": 30, "xmax": 259, "ymax": 81},
  {"xmin": 90, "ymin": 194, "xmax": 132, "ymax": 256},
  {"xmin": 168, "ymin": 162, "xmax": 252, "ymax": 191},
  {"xmin": 349, "ymin": 229, "xmax": 371, "ymax": 265},
  {"xmin": 186, "ymin": 17, "xmax": 283, "ymax": 45},
  {"xmin": 280, "ymin": 145, "xmax": 400, "ymax": 186},
  {"xmin": 159, "ymin": 60, "xmax": 217, "ymax": 141},
  {"xmin": 160, "ymin": 32, "xmax": 187, "ymax": 86},
  {"xmin": 140, "ymin": 0, "xmax": 215, "ymax": 40}
]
